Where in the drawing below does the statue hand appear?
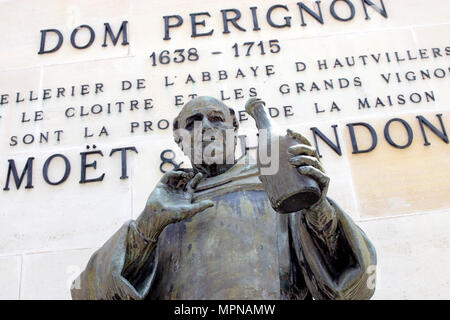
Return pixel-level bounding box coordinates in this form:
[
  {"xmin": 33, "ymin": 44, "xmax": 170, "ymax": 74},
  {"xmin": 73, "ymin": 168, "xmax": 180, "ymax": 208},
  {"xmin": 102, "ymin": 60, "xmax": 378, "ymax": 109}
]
[
  {"xmin": 287, "ymin": 129, "xmax": 330, "ymax": 212},
  {"xmin": 136, "ymin": 170, "xmax": 214, "ymax": 240}
]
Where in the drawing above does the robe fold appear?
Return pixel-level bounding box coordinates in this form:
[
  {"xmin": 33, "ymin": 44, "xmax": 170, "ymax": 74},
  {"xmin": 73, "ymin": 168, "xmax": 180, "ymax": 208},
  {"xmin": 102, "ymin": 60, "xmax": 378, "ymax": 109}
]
[{"xmin": 71, "ymin": 157, "xmax": 376, "ymax": 300}]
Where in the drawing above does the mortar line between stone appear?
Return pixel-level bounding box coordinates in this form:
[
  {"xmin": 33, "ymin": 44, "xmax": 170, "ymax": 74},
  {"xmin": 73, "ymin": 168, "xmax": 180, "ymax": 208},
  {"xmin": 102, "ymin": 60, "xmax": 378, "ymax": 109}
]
[
  {"xmin": 0, "ymin": 246, "xmax": 102, "ymax": 258},
  {"xmin": 358, "ymin": 208, "xmax": 450, "ymax": 223},
  {"xmin": 18, "ymin": 254, "xmax": 23, "ymax": 300}
]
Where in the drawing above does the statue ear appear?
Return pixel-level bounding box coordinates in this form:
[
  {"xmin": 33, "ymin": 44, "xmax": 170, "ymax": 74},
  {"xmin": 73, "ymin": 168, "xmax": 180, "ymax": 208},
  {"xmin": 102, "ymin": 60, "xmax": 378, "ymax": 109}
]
[
  {"xmin": 229, "ymin": 107, "xmax": 239, "ymax": 130},
  {"xmin": 173, "ymin": 117, "xmax": 182, "ymax": 144}
]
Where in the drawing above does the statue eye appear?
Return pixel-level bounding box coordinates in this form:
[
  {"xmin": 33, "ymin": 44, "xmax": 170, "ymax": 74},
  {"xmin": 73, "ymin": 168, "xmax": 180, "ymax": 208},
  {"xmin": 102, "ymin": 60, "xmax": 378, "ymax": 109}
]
[
  {"xmin": 185, "ymin": 120, "xmax": 195, "ymax": 130},
  {"xmin": 185, "ymin": 114, "xmax": 203, "ymax": 130},
  {"xmin": 210, "ymin": 115, "xmax": 224, "ymax": 122}
]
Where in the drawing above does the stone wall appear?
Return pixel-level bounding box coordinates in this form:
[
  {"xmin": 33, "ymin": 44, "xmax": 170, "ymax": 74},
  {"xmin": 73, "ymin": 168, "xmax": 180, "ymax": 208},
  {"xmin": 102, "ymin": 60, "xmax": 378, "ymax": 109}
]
[{"xmin": 0, "ymin": 0, "xmax": 449, "ymax": 299}]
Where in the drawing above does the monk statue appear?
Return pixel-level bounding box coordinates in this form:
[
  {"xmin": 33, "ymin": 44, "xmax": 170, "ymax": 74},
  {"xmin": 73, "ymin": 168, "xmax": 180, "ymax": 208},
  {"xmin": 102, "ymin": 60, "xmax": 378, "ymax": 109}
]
[{"xmin": 71, "ymin": 96, "xmax": 376, "ymax": 300}]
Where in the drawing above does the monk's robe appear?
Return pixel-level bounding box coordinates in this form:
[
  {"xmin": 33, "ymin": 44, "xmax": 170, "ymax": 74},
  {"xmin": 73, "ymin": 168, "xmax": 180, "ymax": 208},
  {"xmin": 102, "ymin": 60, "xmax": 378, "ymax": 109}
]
[{"xmin": 71, "ymin": 156, "xmax": 376, "ymax": 300}]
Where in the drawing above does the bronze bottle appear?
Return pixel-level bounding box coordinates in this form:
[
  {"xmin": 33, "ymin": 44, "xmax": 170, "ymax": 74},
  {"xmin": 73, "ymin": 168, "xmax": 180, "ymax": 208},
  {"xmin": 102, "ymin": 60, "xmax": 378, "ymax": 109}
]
[{"xmin": 245, "ymin": 98, "xmax": 321, "ymax": 213}]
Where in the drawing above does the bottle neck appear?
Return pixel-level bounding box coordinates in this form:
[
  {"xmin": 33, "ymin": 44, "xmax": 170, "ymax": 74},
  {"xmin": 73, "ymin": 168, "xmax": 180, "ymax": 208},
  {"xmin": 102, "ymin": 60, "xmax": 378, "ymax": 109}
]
[{"xmin": 251, "ymin": 104, "xmax": 273, "ymax": 130}]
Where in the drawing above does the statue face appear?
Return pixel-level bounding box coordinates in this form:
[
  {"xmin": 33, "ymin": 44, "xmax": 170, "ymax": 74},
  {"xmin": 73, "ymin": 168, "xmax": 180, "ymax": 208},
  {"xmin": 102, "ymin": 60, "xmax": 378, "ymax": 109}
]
[{"xmin": 173, "ymin": 96, "xmax": 239, "ymax": 176}]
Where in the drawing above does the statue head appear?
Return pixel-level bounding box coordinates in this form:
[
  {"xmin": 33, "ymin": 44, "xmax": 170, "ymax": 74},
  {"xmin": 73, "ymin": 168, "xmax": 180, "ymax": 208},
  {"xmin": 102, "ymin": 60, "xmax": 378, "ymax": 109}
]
[{"xmin": 173, "ymin": 96, "xmax": 239, "ymax": 177}]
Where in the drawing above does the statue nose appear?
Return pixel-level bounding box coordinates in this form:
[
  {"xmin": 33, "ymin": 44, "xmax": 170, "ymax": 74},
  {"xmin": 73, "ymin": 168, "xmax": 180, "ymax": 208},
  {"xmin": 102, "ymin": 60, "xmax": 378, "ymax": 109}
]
[{"xmin": 201, "ymin": 117, "xmax": 214, "ymax": 130}]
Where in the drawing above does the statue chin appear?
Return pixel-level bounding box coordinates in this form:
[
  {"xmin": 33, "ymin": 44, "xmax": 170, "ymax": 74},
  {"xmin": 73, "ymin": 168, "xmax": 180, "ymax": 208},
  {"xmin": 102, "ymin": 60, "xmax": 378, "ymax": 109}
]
[
  {"xmin": 192, "ymin": 162, "xmax": 235, "ymax": 178},
  {"xmin": 185, "ymin": 145, "xmax": 237, "ymax": 177}
]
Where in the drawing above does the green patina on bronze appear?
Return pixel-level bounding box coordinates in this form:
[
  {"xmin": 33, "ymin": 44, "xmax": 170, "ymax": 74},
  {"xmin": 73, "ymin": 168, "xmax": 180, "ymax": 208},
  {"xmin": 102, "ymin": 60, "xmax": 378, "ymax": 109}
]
[{"xmin": 71, "ymin": 96, "xmax": 376, "ymax": 300}]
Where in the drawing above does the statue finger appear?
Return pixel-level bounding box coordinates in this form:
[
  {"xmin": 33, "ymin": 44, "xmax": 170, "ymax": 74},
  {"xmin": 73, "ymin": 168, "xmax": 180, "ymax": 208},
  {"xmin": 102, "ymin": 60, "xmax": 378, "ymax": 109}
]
[
  {"xmin": 289, "ymin": 155, "xmax": 324, "ymax": 172},
  {"xmin": 160, "ymin": 170, "xmax": 190, "ymax": 184},
  {"xmin": 186, "ymin": 172, "xmax": 203, "ymax": 194},
  {"xmin": 297, "ymin": 166, "xmax": 330, "ymax": 190},
  {"xmin": 175, "ymin": 172, "xmax": 195, "ymax": 190},
  {"xmin": 287, "ymin": 129, "xmax": 312, "ymax": 146},
  {"xmin": 288, "ymin": 144, "xmax": 318, "ymax": 158}
]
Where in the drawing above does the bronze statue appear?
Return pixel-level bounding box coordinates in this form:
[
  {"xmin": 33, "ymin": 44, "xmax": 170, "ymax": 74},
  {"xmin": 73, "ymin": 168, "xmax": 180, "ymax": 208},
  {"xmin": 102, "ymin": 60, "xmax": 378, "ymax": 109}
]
[{"xmin": 71, "ymin": 96, "xmax": 376, "ymax": 300}]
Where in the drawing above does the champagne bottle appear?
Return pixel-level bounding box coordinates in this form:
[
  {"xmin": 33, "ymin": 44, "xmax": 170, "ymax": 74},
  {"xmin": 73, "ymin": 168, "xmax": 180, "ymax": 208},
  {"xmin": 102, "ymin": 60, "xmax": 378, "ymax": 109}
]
[{"xmin": 245, "ymin": 98, "xmax": 321, "ymax": 213}]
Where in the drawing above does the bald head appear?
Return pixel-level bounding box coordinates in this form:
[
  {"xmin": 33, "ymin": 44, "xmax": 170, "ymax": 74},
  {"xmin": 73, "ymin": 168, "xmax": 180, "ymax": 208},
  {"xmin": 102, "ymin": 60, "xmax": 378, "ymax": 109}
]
[{"xmin": 173, "ymin": 96, "xmax": 239, "ymax": 136}]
